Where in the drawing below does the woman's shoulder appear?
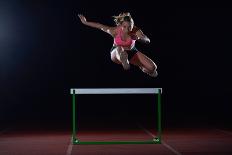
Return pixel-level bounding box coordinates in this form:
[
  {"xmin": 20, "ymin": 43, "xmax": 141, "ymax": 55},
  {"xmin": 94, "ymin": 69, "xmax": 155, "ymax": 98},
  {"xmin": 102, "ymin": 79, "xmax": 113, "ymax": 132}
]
[
  {"xmin": 106, "ymin": 26, "xmax": 119, "ymax": 37},
  {"xmin": 115, "ymin": 25, "xmax": 121, "ymax": 31},
  {"xmin": 112, "ymin": 26, "xmax": 121, "ymax": 35}
]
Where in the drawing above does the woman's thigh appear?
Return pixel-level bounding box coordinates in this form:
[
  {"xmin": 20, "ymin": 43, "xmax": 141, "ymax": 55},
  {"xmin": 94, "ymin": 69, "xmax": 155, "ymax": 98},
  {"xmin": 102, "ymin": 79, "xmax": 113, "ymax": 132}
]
[{"xmin": 130, "ymin": 52, "xmax": 157, "ymax": 71}]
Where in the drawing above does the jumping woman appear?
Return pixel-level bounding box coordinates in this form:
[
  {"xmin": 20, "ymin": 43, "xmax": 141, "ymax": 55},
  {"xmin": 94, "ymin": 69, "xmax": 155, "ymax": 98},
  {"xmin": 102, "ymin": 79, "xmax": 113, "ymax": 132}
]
[{"xmin": 78, "ymin": 12, "xmax": 158, "ymax": 77}]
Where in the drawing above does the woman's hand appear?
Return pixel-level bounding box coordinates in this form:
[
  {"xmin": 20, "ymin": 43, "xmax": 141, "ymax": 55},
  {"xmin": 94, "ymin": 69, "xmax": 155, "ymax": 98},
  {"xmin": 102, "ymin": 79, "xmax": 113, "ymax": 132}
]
[
  {"xmin": 136, "ymin": 29, "xmax": 150, "ymax": 44},
  {"xmin": 78, "ymin": 14, "xmax": 87, "ymax": 25},
  {"xmin": 129, "ymin": 32, "xmax": 139, "ymax": 40}
]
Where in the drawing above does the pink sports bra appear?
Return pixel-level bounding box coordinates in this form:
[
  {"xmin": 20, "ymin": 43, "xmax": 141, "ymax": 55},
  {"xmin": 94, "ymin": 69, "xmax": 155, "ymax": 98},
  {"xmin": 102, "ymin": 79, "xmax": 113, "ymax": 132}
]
[{"xmin": 113, "ymin": 27, "xmax": 136, "ymax": 48}]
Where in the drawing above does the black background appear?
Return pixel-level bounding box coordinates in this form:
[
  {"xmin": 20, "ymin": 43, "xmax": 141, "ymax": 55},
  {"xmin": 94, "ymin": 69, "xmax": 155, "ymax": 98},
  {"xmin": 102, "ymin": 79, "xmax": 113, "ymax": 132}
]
[{"xmin": 0, "ymin": 1, "xmax": 231, "ymax": 130}]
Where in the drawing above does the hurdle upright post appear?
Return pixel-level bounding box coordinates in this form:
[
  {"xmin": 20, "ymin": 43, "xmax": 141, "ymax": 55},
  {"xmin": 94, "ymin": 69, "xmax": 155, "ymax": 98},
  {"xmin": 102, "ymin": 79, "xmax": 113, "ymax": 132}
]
[
  {"xmin": 72, "ymin": 90, "xmax": 78, "ymax": 144},
  {"xmin": 157, "ymin": 88, "xmax": 162, "ymax": 143}
]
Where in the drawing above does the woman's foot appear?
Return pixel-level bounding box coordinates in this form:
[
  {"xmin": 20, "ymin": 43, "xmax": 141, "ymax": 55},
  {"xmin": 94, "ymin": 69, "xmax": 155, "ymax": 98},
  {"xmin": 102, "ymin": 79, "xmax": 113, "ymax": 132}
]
[
  {"xmin": 119, "ymin": 51, "xmax": 130, "ymax": 70},
  {"xmin": 149, "ymin": 70, "xmax": 158, "ymax": 77}
]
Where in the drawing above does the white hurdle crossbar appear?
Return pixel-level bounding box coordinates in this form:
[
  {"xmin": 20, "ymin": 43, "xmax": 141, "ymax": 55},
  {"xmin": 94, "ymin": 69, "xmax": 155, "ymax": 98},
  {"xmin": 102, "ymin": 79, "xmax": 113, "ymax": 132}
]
[
  {"xmin": 70, "ymin": 88, "xmax": 162, "ymax": 94},
  {"xmin": 70, "ymin": 88, "xmax": 162, "ymax": 145}
]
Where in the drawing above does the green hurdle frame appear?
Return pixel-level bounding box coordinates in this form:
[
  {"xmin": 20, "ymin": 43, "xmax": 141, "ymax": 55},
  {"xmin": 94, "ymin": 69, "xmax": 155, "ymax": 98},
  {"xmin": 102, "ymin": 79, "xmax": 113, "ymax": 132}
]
[{"xmin": 70, "ymin": 88, "xmax": 162, "ymax": 145}]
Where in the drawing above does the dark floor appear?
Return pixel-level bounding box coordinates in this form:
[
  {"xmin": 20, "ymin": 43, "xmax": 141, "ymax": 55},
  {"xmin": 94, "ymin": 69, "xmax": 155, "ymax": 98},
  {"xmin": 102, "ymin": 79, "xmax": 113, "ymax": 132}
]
[{"xmin": 0, "ymin": 127, "xmax": 232, "ymax": 155}]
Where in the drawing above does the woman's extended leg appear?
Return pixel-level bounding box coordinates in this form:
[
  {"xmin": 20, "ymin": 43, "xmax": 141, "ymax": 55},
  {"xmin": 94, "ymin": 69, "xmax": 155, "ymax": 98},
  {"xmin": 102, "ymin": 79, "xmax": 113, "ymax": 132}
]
[{"xmin": 130, "ymin": 51, "xmax": 158, "ymax": 77}]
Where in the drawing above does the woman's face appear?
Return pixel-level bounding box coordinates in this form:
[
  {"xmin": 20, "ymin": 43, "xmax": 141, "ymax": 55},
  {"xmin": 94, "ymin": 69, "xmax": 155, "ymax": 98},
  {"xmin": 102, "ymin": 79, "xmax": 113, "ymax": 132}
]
[{"xmin": 121, "ymin": 21, "xmax": 131, "ymax": 33}]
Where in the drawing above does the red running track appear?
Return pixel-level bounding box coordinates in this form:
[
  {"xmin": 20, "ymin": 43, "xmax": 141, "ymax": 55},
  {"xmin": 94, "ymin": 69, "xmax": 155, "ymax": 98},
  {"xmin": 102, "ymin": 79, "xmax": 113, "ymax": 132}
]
[{"xmin": 0, "ymin": 128, "xmax": 232, "ymax": 155}]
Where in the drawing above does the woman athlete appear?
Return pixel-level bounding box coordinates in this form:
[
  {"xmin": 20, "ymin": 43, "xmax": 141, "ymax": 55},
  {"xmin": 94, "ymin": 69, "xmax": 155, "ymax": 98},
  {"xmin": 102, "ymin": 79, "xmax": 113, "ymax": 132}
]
[{"xmin": 78, "ymin": 12, "xmax": 158, "ymax": 77}]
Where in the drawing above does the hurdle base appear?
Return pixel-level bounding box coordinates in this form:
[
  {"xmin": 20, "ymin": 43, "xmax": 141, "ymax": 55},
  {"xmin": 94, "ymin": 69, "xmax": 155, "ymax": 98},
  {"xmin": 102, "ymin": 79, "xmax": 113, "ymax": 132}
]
[{"xmin": 72, "ymin": 139, "xmax": 161, "ymax": 145}]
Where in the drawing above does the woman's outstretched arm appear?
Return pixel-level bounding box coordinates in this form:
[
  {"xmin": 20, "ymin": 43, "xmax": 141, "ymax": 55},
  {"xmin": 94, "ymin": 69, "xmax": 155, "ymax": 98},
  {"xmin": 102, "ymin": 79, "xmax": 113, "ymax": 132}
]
[{"xmin": 78, "ymin": 14, "xmax": 116, "ymax": 37}]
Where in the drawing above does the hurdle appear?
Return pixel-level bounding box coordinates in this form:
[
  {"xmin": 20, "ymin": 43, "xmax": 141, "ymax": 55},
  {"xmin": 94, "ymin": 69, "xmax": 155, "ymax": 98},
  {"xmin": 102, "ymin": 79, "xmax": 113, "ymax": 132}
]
[{"xmin": 70, "ymin": 88, "xmax": 162, "ymax": 145}]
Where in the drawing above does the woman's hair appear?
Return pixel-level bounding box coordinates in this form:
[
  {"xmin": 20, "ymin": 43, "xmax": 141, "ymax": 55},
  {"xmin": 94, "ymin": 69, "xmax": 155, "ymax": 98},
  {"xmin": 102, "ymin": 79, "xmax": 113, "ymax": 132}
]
[{"xmin": 112, "ymin": 12, "xmax": 134, "ymax": 30}]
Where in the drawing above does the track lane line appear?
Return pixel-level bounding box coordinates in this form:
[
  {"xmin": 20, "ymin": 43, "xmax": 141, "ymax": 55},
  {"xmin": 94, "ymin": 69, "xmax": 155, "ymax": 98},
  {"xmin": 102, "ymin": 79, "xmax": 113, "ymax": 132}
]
[
  {"xmin": 139, "ymin": 125, "xmax": 183, "ymax": 155},
  {"xmin": 66, "ymin": 137, "xmax": 73, "ymax": 155}
]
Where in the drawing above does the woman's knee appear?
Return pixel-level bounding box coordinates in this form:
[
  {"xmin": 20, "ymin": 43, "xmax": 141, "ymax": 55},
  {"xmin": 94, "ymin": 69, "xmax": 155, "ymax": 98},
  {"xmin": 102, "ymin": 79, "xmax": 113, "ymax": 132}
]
[
  {"xmin": 111, "ymin": 52, "xmax": 116, "ymax": 61},
  {"xmin": 111, "ymin": 52, "xmax": 121, "ymax": 64}
]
